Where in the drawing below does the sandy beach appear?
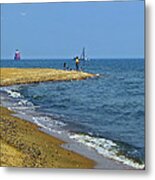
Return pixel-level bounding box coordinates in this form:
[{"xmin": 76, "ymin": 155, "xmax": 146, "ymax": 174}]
[
  {"xmin": 0, "ymin": 106, "xmax": 95, "ymax": 168},
  {"xmin": 0, "ymin": 68, "xmax": 136, "ymax": 169},
  {"xmin": 0, "ymin": 68, "xmax": 95, "ymax": 86},
  {"xmin": 0, "ymin": 68, "xmax": 97, "ymax": 168},
  {"xmin": 0, "ymin": 68, "xmax": 96, "ymax": 168}
]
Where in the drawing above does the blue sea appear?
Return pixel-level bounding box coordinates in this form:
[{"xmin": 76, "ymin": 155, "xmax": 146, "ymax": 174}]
[{"xmin": 0, "ymin": 59, "xmax": 145, "ymax": 169}]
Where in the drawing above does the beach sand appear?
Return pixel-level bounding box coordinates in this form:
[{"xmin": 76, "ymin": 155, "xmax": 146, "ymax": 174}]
[
  {"xmin": 0, "ymin": 68, "xmax": 96, "ymax": 168},
  {"xmin": 0, "ymin": 106, "xmax": 95, "ymax": 168},
  {"xmin": 0, "ymin": 68, "xmax": 133, "ymax": 169},
  {"xmin": 0, "ymin": 68, "xmax": 95, "ymax": 86}
]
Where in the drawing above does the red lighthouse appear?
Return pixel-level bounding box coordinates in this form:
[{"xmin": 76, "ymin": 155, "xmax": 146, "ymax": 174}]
[{"xmin": 14, "ymin": 49, "xmax": 21, "ymax": 60}]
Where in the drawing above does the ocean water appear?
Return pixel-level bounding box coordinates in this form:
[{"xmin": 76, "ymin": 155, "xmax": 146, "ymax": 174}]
[{"xmin": 0, "ymin": 59, "xmax": 145, "ymax": 169}]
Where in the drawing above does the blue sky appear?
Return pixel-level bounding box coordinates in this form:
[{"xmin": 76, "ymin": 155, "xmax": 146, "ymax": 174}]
[{"xmin": 1, "ymin": 1, "xmax": 144, "ymax": 59}]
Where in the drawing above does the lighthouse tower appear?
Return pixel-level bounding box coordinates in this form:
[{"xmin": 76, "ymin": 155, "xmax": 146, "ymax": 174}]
[{"xmin": 14, "ymin": 49, "xmax": 21, "ymax": 60}]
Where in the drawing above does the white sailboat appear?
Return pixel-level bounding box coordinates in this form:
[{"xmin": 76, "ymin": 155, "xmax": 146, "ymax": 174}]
[{"xmin": 80, "ymin": 47, "xmax": 89, "ymax": 61}]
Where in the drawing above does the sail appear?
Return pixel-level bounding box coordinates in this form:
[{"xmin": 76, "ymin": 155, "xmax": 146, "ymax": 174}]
[{"xmin": 80, "ymin": 47, "xmax": 88, "ymax": 61}]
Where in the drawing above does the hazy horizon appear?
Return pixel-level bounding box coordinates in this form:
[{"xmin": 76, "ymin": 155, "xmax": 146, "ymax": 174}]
[{"xmin": 1, "ymin": 57, "xmax": 144, "ymax": 60}]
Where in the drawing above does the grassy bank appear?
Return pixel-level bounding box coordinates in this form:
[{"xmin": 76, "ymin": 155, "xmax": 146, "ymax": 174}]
[
  {"xmin": 0, "ymin": 106, "xmax": 94, "ymax": 168},
  {"xmin": 0, "ymin": 68, "xmax": 95, "ymax": 86}
]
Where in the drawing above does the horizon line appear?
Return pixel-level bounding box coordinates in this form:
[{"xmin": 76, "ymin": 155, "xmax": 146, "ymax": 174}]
[{"xmin": 1, "ymin": 57, "xmax": 144, "ymax": 60}]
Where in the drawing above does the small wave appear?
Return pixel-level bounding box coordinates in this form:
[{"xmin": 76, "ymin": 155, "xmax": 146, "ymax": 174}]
[
  {"xmin": 0, "ymin": 86, "xmax": 22, "ymax": 98},
  {"xmin": 69, "ymin": 133, "xmax": 144, "ymax": 169},
  {"xmin": 2, "ymin": 86, "xmax": 37, "ymax": 108},
  {"xmin": 17, "ymin": 99, "xmax": 34, "ymax": 107},
  {"xmin": 6, "ymin": 89, "xmax": 22, "ymax": 98},
  {"xmin": 32, "ymin": 115, "xmax": 66, "ymax": 133}
]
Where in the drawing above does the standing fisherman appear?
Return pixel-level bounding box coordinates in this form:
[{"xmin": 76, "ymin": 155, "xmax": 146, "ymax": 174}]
[
  {"xmin": 63, "ymin": 62, "xmax": 67, "ymax": 70},
  {"xmin": 75, "ymin": 56, "xmax": 80, "ymax": 71}
]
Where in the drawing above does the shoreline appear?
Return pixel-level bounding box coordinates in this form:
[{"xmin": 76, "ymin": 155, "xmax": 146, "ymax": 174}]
[
  {"xmin": 0, "ymin": 68, "xmax": 96, "ymax": 87},
  {"xmin": 0, "ymin": 68, "xmax": 136, "ymax": 169},
  {"xmin": 0, "ymin": 105, "xmax": 132, "ymax": 169},
  {"xmin": 0, "ymin": 68, "xmax": 96, "ymax": 168},
  {"xmin": 0, "ymin": 106, "xmax": 95, "ymax": 168}
]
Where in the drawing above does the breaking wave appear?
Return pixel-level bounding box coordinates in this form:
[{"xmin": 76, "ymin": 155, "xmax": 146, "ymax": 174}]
[{"xmin": 69, "ymin": 133, "xmax": 145, "ymax": 169}]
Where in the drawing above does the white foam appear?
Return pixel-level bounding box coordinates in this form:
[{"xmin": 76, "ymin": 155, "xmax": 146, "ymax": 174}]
[
  {"xmin": 0, "ymin": 86, "xmax": 22, "ymax": 98},
  {"xmin": 69, "ymin": 134, "xmax": 144, "ymax": 169},
  {"xmin": 32, "ymin": 116, "xmax": 64, "ymax": 136},
  {"xmin": 32, "ymin": 115, "xmax": 66, "ymax": 133},
  {"xmin": 96, "ymin": 73, "xmax": 100, "ymax": 77},
  {"xmin": 7, "ymin": 90, "xmax": 22, "ymax": 98},
  {"xmin": 17, "ymin": 99, "xmax": 34, "ymax": 107}
]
